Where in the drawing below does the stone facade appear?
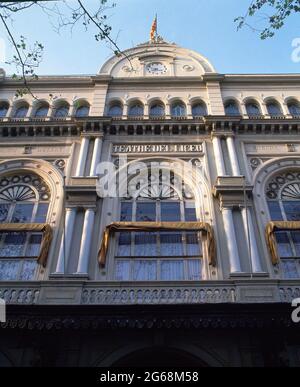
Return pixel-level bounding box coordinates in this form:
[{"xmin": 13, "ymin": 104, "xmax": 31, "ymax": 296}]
[{"xmin": 0, "ymin": 39, "xmax": 300, "ymax": 367}]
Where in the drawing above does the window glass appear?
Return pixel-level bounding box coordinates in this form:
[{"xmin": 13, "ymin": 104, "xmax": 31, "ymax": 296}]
[
  {"xmin": 12, "ymin": 204, "xmax": 34, "ymax": 223},
  {"xmin": 187, "ymin": 260, "xmax": 202, "ymax": 281},
  {"xmin": 282, "ymin": 202, "xmax": 300, "ymax": 221},
  {"xmin": 161, "ymin": 202, "xmax": 181, "ymax": 221},
  {"xmin": 35, "ymin": 106, "xmax": 48, "ymax": 118},
  {"xmin": 75, "ymin": 106, "xmax": 90, "ymax": 117},
  {"xmin": 225, "ymin": 101, "xmax": 239, "ymax": 116},
  {"xmin": 288, "ymin": 103, "xmax": 300, "ymax": 116},
  {"xmin": 246, "ymin": 103, "xmax": 260, "ymax": 116},
  {"xmin": 161, "ymin": 260, "xmax": 184, "ymax": 281},
  {"xmin": 117, "ymin": 233, "xmax": 131, "ymax": 257},
  {"xmin": 35, "ymin": 203, "xmax": 49, "ymax": 223},
  {"xmin": 185, "ymin": 203, "xmax": 197, "ymax": 221},
  {"xmin": 0, "ymin": 104, "xmax": 9, "ymax": 118},
  {"xmin": 15, "ymin": 106, "xmax": 28, "ymax": 118},
  {"xmin": 150, "ymin": 104, "xmax": 165, "ymax": 117},
  {"xmin": 129, "ymin": 104, "xmax": 143, "ymax": 116},
  {"xmin": 160, "ymin": 233, "xmax": 183, "ymax": 256},
  {"xmin": 0, "ymin": 204, "xmax": 9, "ymax": 222},
  {"xmin": 172, "ymin": 103, "xmax": 186, "ymax": 117},
  {"xmin": 136, "ymin": 202, "xmax": 156, "ymax": 222},
  {"xmin": 133, "ymin": 260, "xmax": 157, "ymax": 281},
  {"xmin": 192, "ymin": 103, "xmax": 207, "ymax": 116},
  {"xmin": 0, "ymin": 232, "xmax": 26, "ymax": 257},
  {"xmin": 275, "ymin": 232, "xmax": 293, "ymax": 258},
  {"xmin": 115, "ymin": 260, "xmax": 130, "ymax": 281},
  {"xmin": 134, "ymin": 232, "xmax": 157, "ymax": 256},
  {"xmin": 26, "ymin": 234, "xmax": 42, "ymax": 257},
  {"xmin": 267, "ymin": 103, "xmax": 281, "ymax": 116},
  {"xmin": 120, "ymin": 202, "xmax": 132, "ymax": 221},
  {"xmin": 19, "ymin": 260, "xmax": 37, "ymax": 281},
  {"xmin": 267, "ymin": 202, "xmax": 283, "ymax": 221},
  {"xmin": 55, "ymin": 106, "xmax": 69, "ymax": 118},
  {"xmin": 109, "ymin": 105, "xmax": 122, "ymax": 117},
  {"xmin": 186, "ymin": 233, "xmax": 201, "ymax": 256}
]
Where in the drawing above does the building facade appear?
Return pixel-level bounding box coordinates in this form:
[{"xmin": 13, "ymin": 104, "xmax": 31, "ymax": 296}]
[{"xmin": 0, "ymin": 39, "xmax": 300, "ymax": 366}]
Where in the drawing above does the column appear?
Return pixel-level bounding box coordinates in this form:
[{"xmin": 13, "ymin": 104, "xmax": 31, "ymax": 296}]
[
  {"xmin": 90, "ymin": 136, "xmax": 103, "ymax": 176},
  {"xmin": 212, "ymin": 136, "xmax": 226, "ymax": 176},
  {"xmin": 76, "ymin": 209, "xmax": 95, "ymax": 274},
  {"xmin": 241, "ymin": 207, "xmax": 263, "ymax": 273},
  {"xmin": 166, "ymin": 103, "xmax": 171, "ymax": 119},
  {"xmin": 144, "ymin": 103, "xmax": 149, "ymax": 118},
  {"xmin": 222, "ymin": 208, "xmax": 241, "ymax": 273},
  {"xmin": 55, "ymin": 208, "xmax": 77, "ymax": 274},
  {"xmin": 226, "ymin": 136, "xmax": 241, "ymax": 176},
  {"xmin": 75, "ymin": 136, "xmax": 89, "ymax": 177},
  {"xmin": 187, "ymin": 103, "xmax": 192, "ymax": 118},
  {"xmin": 282, "ymin": 102, "xmax": 290, "ymax": 117},
  {"xmin": 240, "ymin": 102, "xmax": 248, "ymax": 117}
]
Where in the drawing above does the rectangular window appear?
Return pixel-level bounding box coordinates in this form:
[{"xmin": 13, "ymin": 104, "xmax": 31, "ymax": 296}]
[
  {"xmin": 115, "ymin": 260, "xmax": 130, "ymax": 281},
  {"xmin": 185, "ymin": 203, "xmax": 197, "ymax": 221},
  {"xmin": 136, "ymin": 202, "xmax": 156, "ymax": 222},
  {"xmin": 116, "ymin": 232, "xmax": 131, "ymax": 257},
  {"xmin": 275, "ymin": 232, "xmax": 293, "ymax": 257},
  {"xmin": 35, "ymin": 204, "xmax": 49, "ymax": 223},
  {"xmin": 186, "ymin": 232, "xmax": 201, "ymax": 256},
  {"xmin": 0, "ymin": 232, "xmax": 26, "ymax": 257}
]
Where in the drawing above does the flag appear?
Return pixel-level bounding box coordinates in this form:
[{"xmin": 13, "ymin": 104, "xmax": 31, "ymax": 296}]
[{"xmin": 150, "ymin": 16, "xmax": 157, "ymax": 41}]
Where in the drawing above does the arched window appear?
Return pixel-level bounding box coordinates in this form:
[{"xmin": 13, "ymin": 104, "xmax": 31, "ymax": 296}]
[
  {"xmin": 0, "ymin": 172, "xmax": 51, "ymax": 281},
  {"xmin": 34, "ymin": 104, "xmax": 49, "ymax": 118},
  {"xmin": 108, "ymin": 103, "xmax": 123, "ymax": 117},
  {"xmin": 266, "ymin": 170, "xmax": 300, "ymax": 278},
  {"xmin": 54, "ymin": 103, "xmax": 69, "ymax": 118},
  {"xmin": 266, "ymin": 101, "xmax": 282, "ymax": 117},
  {"xmin": 128, "ymin": 103, "xmax": 144, "ymax": 117},
  {"xmin": 171, "ymin": 102, "xmax": 186, "ymax": 117},
  {"xmin": 192, "ymin": 102, "xmax": 207, "ymax": 117},
  {"xmin": 114, "ymin": 168, "xmax": 204, "ymax": 282},
  {"xmin": 0, "ymin": 102, "xmax": 9, "ymax": 118},
  {"xmin": 14, "ymin": 104, "xmax": 29, "ymax": 118},
  {"xmin": 288, "ymin": 100, "xmax": 300, "ymax": 116},
  {"xmin": 149, "ymin": 103, "xmax": 165, "ymax": 118},
  {"xmin": 246, "ymin": 101, "xmax": 261, "ymax": 117},
  {"xmin": 224, "ymin": 100, "xmax": 240, "ymax": 116},
  {"xmin": 75, "ymin": 105, "xmax": 90, "ymax": 118}
]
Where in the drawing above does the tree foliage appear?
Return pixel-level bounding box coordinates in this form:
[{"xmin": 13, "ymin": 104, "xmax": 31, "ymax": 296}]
[
  {"xmin": 0, "ymin": 1, "xmax": 122, "ymax": 97},
  {"xmin": 236, "ymin": 0, "xmax": 300, "ymax": 39}
]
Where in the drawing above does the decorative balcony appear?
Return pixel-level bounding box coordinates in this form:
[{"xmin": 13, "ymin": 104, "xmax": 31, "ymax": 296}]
[{"xmin": 0, "ymin": 280, "xmax": 299, "ymax": 305}]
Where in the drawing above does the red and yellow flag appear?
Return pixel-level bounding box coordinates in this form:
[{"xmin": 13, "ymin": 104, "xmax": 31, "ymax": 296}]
[{"xmin": 150, "ymin": 16, "xmax": 157, "ymax": 41}]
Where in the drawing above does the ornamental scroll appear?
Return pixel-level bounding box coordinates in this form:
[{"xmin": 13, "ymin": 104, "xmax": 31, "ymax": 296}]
[
  {"xmin": 98, "ymin": 222, "xmax": 216, "ymax": 268},
  {"xmin": 0, "ymin": 223, "xmax": 52, "ymax": 267}
]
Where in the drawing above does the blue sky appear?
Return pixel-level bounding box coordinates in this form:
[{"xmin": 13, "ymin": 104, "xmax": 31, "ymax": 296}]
[{"xmin": 1, "ymin": 0, "xmax": 300, "ymax": 75}]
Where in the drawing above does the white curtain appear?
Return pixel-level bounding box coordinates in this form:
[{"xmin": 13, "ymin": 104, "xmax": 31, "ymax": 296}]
[
  {"xmin": 187, "ymin": 259, "xmax": 202, "ymax": 281},
  {"xmin": 133, "ymin": 260, "xmax": 157, "ymax": 281},
  {"xmin": 20, "ymin": 260, "xmax": 37, "ymax": 281},
  {"xmin": 281, "ymin": 259, "xmax": 299, "ymax": 279},
  {"xmin": 161, "ymin": 260, "xmax": 184, "ymax": 280},
  {"xmin": 134, "ymin": 232, "xmax": 157, "ymax": 256},
  {"xmin": 160, "ymin": 233, "xmax": 183, "ymax": 256},
  {"xmin": 115, "ymin": 260, "xmax": 130, "ymax": 281},
  {"xmin": 0, "ymin": 260, "xmax": 19, "ymax": 280}
]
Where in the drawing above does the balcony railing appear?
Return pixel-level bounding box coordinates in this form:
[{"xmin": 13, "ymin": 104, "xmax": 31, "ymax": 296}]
[{"xmin": 0, "ymin": 280, "xmax": 299, "ymax": 305}]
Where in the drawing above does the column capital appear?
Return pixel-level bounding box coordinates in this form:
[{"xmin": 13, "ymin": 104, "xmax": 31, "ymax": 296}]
[{"xmin": 211, "ymin": 130, "xmax": 235, "ymax": 139}]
